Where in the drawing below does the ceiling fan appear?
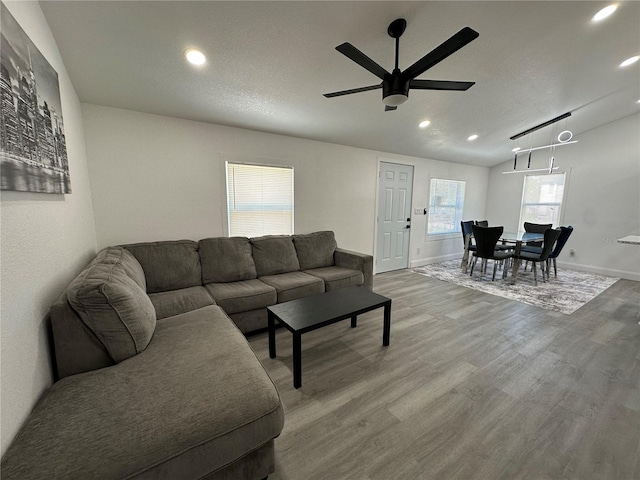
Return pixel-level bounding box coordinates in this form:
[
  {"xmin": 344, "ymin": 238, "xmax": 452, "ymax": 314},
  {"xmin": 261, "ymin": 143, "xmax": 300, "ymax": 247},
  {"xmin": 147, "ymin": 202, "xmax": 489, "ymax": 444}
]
[{"xmin": 324, "ymin": 19, "xmax": 479, "ymax": 111}]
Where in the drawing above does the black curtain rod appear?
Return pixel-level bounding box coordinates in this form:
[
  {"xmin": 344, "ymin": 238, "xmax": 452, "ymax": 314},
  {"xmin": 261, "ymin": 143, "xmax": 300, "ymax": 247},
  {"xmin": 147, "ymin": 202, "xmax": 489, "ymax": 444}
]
[{"xmin": 509, "ymin": 112, "xmax": 572, "ymax": 140}]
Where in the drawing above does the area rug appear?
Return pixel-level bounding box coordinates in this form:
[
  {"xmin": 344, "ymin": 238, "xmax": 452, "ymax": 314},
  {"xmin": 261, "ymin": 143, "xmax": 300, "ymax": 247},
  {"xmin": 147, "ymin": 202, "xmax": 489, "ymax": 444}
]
[{"xmin": 412, "ymin": 260, "xmax": 619, "ymax": 315}]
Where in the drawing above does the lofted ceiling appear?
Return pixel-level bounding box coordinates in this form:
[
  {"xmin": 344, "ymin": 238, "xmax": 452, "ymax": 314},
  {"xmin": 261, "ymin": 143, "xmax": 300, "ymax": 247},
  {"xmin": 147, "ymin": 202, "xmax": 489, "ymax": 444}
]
[{"xmin": 40, "ymin": 1, "xmax": 640, "ymax": 167}]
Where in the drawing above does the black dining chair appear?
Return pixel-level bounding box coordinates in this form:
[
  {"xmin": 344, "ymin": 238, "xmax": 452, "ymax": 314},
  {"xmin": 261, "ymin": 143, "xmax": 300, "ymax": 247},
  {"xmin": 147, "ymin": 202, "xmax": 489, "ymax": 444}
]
[
  {"xmin": 460, "ymin": 220, "xmax": 476, "ymax": 271},
  {"xmin": 461, "ymin": 221, "xmax": 476, "ymax": 252},
  {"xmin": 523, "ymin": 222, "xmax": 552, "ymax": 248},
  {"xmin": 473, "ymin": 220, "xmax": 513, "ymax": 252},
  {"xmin": 470, "ymin": 225, "xmax": 513, "ymax": 281},
  {"xmin": 514, "ymin": 228, "xmax": 562, "ymax": 285},
  {"xmin": 546, "ymin": 226, "xmax": 574, "ymax": 279}
]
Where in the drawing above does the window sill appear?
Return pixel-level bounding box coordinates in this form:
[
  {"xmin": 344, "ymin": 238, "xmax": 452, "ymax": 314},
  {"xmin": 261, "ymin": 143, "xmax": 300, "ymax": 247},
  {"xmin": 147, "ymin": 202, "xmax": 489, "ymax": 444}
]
[{"xmin": 425, "ymin": 233, "xmax": 459, "ymax": 242}]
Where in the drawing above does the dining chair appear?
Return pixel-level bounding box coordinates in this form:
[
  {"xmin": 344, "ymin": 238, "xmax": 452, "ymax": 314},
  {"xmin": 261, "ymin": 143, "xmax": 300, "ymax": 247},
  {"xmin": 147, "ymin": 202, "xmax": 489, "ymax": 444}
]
[
  {"xmin": 474, "ymin": 220, "xmax": 512, "ymax": 252},
  {"xmin": 523, "ymin": 222, "xmax": 552, "ymax": 248},
  {"xmin": 514, "ymin": 228, "xmax": 562, "ymax": 285},
  {"xmin": 546, "ymin": 225, "xmax": 574, "ymax": 279},
  {"xmin": 470, "ymin": 225, "xmax": 513, "ymax": 281},
  {"xmin": 461, "ymin": 221, "xmax": 476, "ymax": 251},
  {"xmin": 460, "ymin": 220, "xmax": 476, "ymax": 271}
]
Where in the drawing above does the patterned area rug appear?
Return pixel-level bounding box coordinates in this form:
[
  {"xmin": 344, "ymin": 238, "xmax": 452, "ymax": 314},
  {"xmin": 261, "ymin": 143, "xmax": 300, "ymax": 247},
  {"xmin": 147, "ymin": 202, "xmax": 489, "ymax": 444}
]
[{"xmin": 412, "ymin": 259, "xmax": 619, "ymax": 315}]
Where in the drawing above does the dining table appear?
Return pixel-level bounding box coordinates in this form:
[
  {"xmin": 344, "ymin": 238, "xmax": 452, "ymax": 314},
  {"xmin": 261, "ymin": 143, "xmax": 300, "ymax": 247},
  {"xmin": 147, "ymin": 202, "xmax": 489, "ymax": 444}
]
[{"xmin": 462, "ymin": 230, "xmax": 545, "ymax": 279}]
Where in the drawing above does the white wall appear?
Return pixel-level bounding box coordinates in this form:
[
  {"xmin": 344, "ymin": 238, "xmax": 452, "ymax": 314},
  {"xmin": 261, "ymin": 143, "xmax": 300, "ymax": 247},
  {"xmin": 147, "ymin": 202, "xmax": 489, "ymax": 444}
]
[
  {"xmin": 485, "ymin": 113, "xmax": 640, "ymax": 280},
  {"xmin": 0, "ymin": 1, "xmax": 97, "ymax": 455},
  {"xmin": 81, "ymin": 104, "xmax": 489, "ymax": 268}
]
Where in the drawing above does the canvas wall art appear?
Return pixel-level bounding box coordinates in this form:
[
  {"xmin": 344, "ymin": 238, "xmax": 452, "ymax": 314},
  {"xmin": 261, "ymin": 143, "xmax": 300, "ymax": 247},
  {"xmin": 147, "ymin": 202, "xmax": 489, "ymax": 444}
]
[{"xmin": 0, "ymin": 2, "xmax": 71, "ymax": 194}]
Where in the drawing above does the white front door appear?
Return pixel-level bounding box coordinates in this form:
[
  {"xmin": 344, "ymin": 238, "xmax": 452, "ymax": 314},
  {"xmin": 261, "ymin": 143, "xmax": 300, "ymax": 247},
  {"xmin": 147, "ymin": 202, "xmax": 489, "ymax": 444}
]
[{"xmin": 376, "ymin": 162, "xmax": 414, "ymax": 273}]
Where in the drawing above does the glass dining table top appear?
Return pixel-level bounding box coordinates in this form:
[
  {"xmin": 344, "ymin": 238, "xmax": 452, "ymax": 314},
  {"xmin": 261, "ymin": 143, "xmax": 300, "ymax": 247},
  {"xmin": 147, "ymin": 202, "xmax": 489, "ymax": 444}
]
[{"xmin": 499, "ymin": 231, "xmax": 544, "ymax": 243}]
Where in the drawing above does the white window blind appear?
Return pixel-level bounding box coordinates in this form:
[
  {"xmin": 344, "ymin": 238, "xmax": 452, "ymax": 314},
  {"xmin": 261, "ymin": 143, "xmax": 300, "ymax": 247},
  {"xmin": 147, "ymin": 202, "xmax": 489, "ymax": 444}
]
[
  {"xmin": 519, "ymin": 173, "xmax": 565, "ymax": 227},
  {"xmin": 427, "ymin": 178, "xmax": 466, "ymax": 235},
  {"xmin": 226, "ymin": 162, "xmax": 294, "ymax": 237}
]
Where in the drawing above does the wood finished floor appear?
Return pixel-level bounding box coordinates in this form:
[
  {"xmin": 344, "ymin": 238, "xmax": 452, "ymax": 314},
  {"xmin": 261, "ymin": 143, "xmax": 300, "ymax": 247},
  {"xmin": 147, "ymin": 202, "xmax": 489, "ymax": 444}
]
[{"xmin": 249, "ymin": 269, "xmax": 640, "ymax": 480}]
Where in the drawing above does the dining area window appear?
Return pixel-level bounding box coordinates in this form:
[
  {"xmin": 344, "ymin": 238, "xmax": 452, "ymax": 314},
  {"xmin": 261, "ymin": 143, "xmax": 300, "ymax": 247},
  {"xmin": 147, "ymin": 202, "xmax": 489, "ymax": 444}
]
[
  {"xmin": 427, "ymin": 178, "xmax": 466, "ymax": 235},
  {"xmin": 519, "ymin": 173, "xmax": 565, "ymax": 227}
]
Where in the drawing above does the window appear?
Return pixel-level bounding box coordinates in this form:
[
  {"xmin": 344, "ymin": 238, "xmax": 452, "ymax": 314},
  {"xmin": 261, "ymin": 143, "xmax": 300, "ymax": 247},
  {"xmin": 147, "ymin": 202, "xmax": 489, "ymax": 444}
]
[
  {"xmin": 519, "ymin": 173, "xmax": 565, "ymax": 227},
  {"xmin": 226, "ymin": 162, "xmax": 294, "ymax": 237},
  {"xmin": 427, "ymin": 178, "xmax": 466, "ymax": 235}
]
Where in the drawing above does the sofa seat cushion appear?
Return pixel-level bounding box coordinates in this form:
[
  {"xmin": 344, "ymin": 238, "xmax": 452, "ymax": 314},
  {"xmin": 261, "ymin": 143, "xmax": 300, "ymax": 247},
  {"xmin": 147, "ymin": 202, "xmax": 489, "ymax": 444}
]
[
  {"xmin": 67, "ymin": 261, "xmax": 156, "ymax": 363},
  {"xmin": 304, "ymin": 266, "xmax": 364, "ymax": 291},
  {"xmin": 148, "ymin": 286, "xmax": 215, "ymax": 319},
  {"xmin": 293, "ymin": 231, "xmax": 337, "ymax": 270},
  {"xmin": 250, "ymin": 235, "xmax": 300, "ymax": 276},
  {"xmin": 122, "ymin": 240, "xmax": 202, "ymax": 294},
  {"xmin": 199, "ymin": 237, "xmax": 257, "ymax": 283},
  {"xmin": 0, "ymin": 306, "xmax": 285, "ymax": 480},
  {"xmin": 205, "ymin": 280, "xmax": 276, "ymax": 315},
  {"xmin": 259, "ymin": 271, "xmax": 325, "ymax": 303}
]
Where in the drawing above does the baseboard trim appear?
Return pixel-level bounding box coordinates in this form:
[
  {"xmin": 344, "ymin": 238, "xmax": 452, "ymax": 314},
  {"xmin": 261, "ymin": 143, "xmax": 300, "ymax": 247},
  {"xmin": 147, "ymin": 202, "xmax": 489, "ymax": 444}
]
[
  {"xmin": 555, "ymin": 260, "xmax": 639, "ymax": 281},
  {"xmin": 410, "ymin": 252, "xmax": 462, "ymax": 269}
]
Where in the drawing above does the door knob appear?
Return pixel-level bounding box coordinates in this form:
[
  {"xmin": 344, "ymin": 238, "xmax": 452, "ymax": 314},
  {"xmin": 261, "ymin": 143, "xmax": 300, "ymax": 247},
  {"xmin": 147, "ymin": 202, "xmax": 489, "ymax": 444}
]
[{"xmin": 406, "ymin": 225, "xmax": 411, "ymax": 229}]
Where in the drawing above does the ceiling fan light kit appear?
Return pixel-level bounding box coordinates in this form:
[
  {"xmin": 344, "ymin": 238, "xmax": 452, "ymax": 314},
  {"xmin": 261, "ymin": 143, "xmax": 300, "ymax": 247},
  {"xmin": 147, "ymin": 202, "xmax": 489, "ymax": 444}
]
[{"xmin": 324, "ymin": 18, "xmax": 479, "ymax": 111}]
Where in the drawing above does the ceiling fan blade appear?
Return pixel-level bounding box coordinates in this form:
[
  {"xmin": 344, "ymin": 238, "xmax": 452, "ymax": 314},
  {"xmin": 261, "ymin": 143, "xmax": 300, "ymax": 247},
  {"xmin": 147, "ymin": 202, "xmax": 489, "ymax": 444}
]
[
  {"xmin": 402, "ymin": 27, "xmax": 479, "ymax": 80},
  {"xmin": 410, "ymin": 79, "xmax": 475, "ymax": 91},
  {"xmin": 385, "ymin": 105, "xmax": 397, "ymax": 112},
  {"xmin": 323, "ymin": 84, "xmax": 382, "ymax": 98},
  {"xmin": 336, "ymin": 43, "xmax": 390, "ymax": 80}
]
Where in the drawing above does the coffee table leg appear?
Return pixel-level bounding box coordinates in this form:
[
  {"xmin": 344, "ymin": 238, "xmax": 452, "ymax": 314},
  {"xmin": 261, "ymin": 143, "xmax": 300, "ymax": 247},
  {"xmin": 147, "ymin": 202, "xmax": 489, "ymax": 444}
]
[
  {"xmin": 268, "ymin": 311, "xmax": 276, "ymax": 358},
  {"xmin": 351, "ymin": 315, "xmax": 357, "ymax": 328},
  {"xmin": 293, "ymin": 332, "xmax": 302, "ymax": 389},
  {"xmin": 383, "ymin": 301, "xmax": 391, "ymax": 346}
]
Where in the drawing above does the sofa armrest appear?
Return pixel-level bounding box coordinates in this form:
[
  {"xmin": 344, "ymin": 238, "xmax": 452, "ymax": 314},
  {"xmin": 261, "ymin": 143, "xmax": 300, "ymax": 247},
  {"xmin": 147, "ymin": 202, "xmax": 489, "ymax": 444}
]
[{"xmin": 334, "ymin": 248, "xmax": 373, "ymax": 291}]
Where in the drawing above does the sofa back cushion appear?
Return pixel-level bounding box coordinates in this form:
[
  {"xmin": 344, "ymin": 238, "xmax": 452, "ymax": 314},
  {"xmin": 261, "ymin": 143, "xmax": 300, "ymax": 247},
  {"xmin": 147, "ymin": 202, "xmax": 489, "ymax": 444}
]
[
  {"xmin": 293, "ymin": 231, "xmax": 337, "ymax": 270},
  {"xmin": 122, "ymin": 240, "xmax": 202, "ymax": 293},
  {"xmin": 199, "ymin": 237, "xmax": 257, "ymax": 283},
  {"xmin": 94, "ymin": 246, "xmax": 147, "ymax": 291},
  {"xmin": 250, "ymin": 235, "xmax": 300, "ymax": 276},
  {"xmin": 67, "ymin": 258, "xmax": 156, "ymax": 363}
]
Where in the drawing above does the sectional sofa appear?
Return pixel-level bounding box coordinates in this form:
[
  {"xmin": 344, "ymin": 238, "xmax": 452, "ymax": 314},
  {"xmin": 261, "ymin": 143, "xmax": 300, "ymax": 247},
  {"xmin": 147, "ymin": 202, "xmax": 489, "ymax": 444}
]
[{"xmin": 1, "ymin": 231, "xmax": 373, "ymax": 479}]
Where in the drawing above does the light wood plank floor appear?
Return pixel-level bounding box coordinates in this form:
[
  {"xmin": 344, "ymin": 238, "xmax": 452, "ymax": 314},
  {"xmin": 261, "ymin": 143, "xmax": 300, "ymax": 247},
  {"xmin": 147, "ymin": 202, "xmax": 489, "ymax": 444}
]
[{"xmin": 249, "ymin": 269, "xmax": 640, "ymax": 480}]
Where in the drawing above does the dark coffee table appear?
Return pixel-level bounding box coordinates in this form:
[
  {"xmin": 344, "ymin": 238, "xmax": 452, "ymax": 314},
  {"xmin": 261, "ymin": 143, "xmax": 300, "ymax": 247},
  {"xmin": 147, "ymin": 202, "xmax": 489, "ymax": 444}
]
[{"xmin": 267, "ymin": 286, "xmax": 392, "ymax": 388}]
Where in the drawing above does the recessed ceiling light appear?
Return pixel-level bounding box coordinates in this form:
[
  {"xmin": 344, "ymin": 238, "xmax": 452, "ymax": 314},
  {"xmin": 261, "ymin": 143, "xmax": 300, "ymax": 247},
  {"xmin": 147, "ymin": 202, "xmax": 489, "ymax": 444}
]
[
  {"xmin": 619, "ymin": 55, "xmax": 639, "ymax": 67},
  {"xmin": 467, "ymin": 134, "xmax": 478, "ymax": 141},
  {"xmin": 185, "ymin": 48, "xmax": 206, "ymax": 66},
  {"xmin": 512, "ymin": 147, "xmax": 521, "ymax": 152},
  {"xmin": 591, "ymin": 4, "xmax": 617, "ymax": 22},
  {"xmin": 418, "ymin": 120, "xmax": 431, "ymax": 129}
]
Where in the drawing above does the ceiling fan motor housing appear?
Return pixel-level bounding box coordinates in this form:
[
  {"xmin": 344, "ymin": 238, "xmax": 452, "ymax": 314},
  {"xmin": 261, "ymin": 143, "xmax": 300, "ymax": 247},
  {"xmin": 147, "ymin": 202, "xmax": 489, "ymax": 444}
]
[{"xmin": 382, "ymin": 70, "xmax": 410, "ymax": 105}]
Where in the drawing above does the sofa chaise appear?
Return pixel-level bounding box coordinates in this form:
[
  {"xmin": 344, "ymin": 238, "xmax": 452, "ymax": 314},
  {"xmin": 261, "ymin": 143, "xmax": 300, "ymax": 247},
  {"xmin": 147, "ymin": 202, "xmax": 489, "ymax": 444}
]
[{"xmin": 1, "ymin": 231, "xmax": 373, "ymax": 479}]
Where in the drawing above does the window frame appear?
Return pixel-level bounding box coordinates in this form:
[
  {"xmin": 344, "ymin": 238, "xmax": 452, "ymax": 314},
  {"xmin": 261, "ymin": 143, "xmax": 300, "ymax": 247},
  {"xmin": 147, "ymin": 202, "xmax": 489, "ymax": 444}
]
[
  {"xmin": 518, "ymin": 172, "xmax": 566, "ymax": 229},
  {"xmin": 426, "ymin": 178, "xmax": 467, "ymax": 238},
  {"xmin": 225, "ymin": 161, "xmax": 294, "ymax": 238}
]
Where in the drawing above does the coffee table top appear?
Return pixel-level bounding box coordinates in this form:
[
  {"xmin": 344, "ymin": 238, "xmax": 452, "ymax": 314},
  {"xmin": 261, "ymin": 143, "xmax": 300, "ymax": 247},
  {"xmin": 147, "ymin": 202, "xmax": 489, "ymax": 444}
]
[{"xmin": 267, "ymin": 286, "xmax": 391, "ymax": 333}]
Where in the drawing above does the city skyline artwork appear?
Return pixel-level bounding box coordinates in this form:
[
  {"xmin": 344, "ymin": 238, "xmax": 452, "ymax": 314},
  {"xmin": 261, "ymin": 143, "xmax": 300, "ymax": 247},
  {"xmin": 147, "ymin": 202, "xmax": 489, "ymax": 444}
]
[{"xmin": 1, "ymin": 3, "xmax": 71, "ymax": 194}]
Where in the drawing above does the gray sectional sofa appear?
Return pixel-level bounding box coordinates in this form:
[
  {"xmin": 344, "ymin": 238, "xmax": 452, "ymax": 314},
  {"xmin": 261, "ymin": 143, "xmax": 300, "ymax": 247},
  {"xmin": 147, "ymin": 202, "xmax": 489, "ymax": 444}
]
[{"xmin": 1, "ymin": 231, "xmax": 372, "ymax": 479}]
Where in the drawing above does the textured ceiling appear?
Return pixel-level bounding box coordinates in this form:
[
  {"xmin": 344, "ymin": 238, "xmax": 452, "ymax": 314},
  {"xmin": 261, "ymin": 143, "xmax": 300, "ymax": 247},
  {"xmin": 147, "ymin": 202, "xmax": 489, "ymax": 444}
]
[{"xmin": 40, "ymin": 1, "xmax": 640, "ymax": 167}]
